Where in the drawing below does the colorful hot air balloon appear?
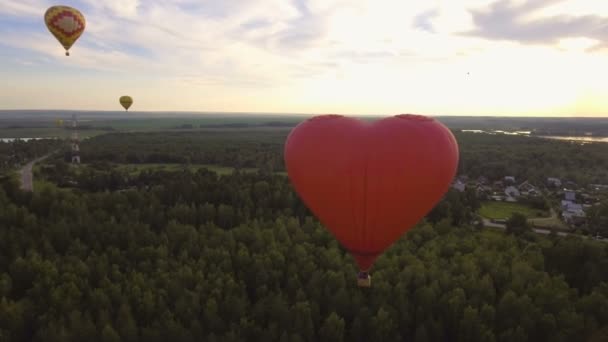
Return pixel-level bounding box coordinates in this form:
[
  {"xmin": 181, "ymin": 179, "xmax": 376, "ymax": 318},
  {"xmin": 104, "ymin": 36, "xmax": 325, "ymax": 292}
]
[
  {"xmin": 44, "ymin": 6, "xmax": 86, "ymax": 56},
  {"xmin": 284, "ymin": 114, "xmax": 459, "ymax": 287},
  {"xmin": 119, "ymin": 96, "xmax": 133, "ymax": 111}
]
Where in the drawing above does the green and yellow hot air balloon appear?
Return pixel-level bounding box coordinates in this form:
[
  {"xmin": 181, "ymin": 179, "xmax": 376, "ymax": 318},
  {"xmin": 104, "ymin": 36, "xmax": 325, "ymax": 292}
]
[{"xmin": 119, "ymin": 96, "xmax": 133, "ymax": 111}]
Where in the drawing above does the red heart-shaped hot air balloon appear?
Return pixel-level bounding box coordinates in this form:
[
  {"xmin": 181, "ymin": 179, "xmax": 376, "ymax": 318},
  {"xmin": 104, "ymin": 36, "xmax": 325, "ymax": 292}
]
[{"xmin": 284, "ymin": 114, "xmax": 459, "ymax": 281}]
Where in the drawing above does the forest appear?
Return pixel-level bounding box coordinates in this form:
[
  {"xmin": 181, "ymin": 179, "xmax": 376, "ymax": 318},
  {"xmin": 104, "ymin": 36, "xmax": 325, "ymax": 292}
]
[
  {"xmin": 73, "ymin": 130, "xmax": 608, "ymax": 186},
  {"xmin": 0, "ymin": 128, "xmax": 607, "ymax": 341},
  {"xmin": 0, "ymin": 139, "xmax": 62, "ymax": 175}
]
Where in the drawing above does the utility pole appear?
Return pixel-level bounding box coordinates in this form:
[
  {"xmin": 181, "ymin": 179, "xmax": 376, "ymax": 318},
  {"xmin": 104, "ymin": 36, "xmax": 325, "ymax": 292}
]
[{"xmin": 71, "ymin": 113, "xmax": 80, "ymax": 164}]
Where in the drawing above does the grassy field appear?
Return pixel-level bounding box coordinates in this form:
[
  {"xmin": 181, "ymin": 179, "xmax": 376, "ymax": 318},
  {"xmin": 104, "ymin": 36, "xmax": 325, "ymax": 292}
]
[
  {"xmin": 0, "ymin": 115, "xmax": 307, "ymax": 139},
  {"xmin": 479, "ymin": 201, "xmax": 549, "ymax": 219},
  {"xmin": 117, "ymin": 163, "xmax": 288, "ymax": 176},
  {"xmin": 0, "ymin": 128, "xmax": 110, "ymax": 139},
  {"xmin": 114, "ymin": 163, "xmax": 259, "ymax": 175},
  {"xmin": 35, "ymin": 162, "xmax": 288, "ymax": 177}
]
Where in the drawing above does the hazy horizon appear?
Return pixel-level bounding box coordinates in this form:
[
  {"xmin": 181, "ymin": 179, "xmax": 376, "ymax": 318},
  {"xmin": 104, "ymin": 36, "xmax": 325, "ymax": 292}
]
[
  {"xmin": 2, "ymin": 0, "xmax": 608, "ymax": 116},
  {"xmin": 3, "ymin": 109, "xmax": 608, "ymax": 120}
]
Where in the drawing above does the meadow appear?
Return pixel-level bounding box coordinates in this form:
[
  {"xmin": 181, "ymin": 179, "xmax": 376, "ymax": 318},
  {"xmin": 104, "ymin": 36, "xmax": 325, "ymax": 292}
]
[{"xmin": 478, "ymin": 201, "xmax": 549, "ymax": 220}]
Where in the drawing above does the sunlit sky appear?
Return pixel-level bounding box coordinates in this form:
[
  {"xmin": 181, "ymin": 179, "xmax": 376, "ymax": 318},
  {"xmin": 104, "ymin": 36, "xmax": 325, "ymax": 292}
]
[{"xmin": 1, "ymin": 0, "xmax": 608, "ymax": 116}]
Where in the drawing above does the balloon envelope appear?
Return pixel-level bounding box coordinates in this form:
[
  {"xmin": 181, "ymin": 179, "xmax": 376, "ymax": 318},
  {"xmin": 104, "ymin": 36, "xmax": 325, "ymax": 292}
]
[
  {"xmin": 119, "ymin": 96, "xmax": 133, "ymax": 111},
  {"xmin": 44, "ymin": 6, "xmax": 86, "ymax": 56},
  {"xmin": 284, "ymin": 114, "xmax": 459, "ymax": 271}
]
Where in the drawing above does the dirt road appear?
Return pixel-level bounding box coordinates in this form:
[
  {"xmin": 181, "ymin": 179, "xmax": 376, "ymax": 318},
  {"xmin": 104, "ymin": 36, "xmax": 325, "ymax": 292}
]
[{"xmin": 19, "ymin": 153, "xmax": 54, "ymax": 192}]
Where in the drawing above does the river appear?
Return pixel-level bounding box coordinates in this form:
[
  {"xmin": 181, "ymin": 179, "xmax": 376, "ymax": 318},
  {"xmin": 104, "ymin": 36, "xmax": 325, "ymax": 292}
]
[{"xmin": 0, "ymin": 137, "xmax": 55, "ymax": 143}]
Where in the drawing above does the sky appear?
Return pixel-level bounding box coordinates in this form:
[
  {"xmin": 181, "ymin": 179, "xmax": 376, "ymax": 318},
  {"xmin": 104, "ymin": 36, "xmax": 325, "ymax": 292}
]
[{"xmin": 1, "ymin": 0, "xmax": 608, "ymax": 116}]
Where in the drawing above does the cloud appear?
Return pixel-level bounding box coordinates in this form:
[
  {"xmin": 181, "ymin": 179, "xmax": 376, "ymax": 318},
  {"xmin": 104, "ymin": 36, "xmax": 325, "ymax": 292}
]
[
  {"xmin": 80, "ymin": 0, "xmax": 141, "ymax": 18},
  {"xmin": 0, "ymin": 0, "xmax": 53, "ymax": 17},
  {"xmin": 413, "ymin": 9, "xmax": 439, "ymax": 33},
  {"xmin": 464, "ymin": 0, "xmax": 608, "ymax": 49}
]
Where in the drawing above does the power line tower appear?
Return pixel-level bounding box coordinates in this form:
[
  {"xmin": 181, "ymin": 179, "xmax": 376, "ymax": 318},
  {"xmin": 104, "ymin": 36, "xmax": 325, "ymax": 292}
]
[{"xmin": 71, "ymin": 113, "xmax": 80, "ymax": 164}]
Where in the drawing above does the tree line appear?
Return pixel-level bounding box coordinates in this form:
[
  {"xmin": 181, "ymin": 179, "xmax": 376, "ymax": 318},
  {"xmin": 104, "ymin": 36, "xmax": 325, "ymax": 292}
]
[
  {"xmin": 68, "ymin": 130, "xmax": 608, "ymax": 187},
  {"xmin": 0, "ymin": 139, "xmax": 62, "ymax": 176}
]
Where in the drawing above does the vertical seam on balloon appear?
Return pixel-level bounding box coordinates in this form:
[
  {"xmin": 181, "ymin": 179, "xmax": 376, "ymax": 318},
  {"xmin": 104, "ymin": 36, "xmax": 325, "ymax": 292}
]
[
  {"xmin": 362, "ymin": 146, "xmax": 369, "ymax": 264},
  {"xmin": 349, "ymin": 166, "xmax": 357, "ymax": 254}
]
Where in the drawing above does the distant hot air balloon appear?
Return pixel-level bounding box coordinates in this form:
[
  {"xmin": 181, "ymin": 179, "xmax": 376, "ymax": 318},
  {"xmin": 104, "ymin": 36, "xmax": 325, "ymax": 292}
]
[
  {"xmin": 119, "ymin": 96, "xmax": 133, "ymax": 111},
  {"xmin": 44, "ymin": 5, "xmax": 86, "ymax": 56},
  {"xmin": 284, "ymin": 114, "xmax": 459, "ymax": 287}
]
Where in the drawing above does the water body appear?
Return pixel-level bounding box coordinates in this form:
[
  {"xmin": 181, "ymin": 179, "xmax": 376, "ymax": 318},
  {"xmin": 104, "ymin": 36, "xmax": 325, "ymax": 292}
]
[
  {"xmin": 540, "ymin": 136, "xmax": 608, "ymax": 143},
  {"xmin": 461, "ymin": 129, "xmax": 608, "ymax": 143},
  {"xmin": 0, "ymin": 137, "xmax": 54, "ymax": 143}
]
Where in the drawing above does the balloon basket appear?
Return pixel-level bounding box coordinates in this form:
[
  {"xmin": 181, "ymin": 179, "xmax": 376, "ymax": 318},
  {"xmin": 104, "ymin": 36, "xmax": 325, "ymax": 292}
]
[{"xmin": 357, "ymin": 271, "xmax": 371, "ymax": 288}]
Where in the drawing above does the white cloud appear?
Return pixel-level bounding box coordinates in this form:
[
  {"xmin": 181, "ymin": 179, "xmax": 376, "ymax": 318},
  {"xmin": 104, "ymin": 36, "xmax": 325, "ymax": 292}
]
[
  {"xmin": 1, "ymin": 0, "xmax": 608, "ymax": 114},
  {"xmin": 0, "ymin": 0, "xmax": 53, "ymax": 17}
]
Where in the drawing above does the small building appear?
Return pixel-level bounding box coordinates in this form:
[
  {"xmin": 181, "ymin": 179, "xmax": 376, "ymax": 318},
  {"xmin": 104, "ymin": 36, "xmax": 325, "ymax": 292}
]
[
  {"xmin": 581, "ymin": 193, "xmax": 597, "ymax": 204},
  {"xmin": 452, "ymin": 180, "xmax": 466, "ymax": 192},
  {"xmin": 561, "ymin": 198, "xmax": 586, "ymax": 226},
  {"xmin": 477, "ymin": 176, "xmax": 489, "ymax": 185},
  {"xmin": 518, "ymin": 181, "xmax": 535, "ymax": 191},
  {"xmin": 518, "ymin": 181, "xmax": 539, "ymax": 196},
  {"xmin": 589, "ymin": 184, "xmax": 608, "ymax": 191},
  {"xmin": 457, "ymin": 175, "xmax": 469, "ymax": 183},
  {"xmin": 476, "ymin": 185, "xmax": 490, "ymax": 199},
  {"xmin": 562, "ymin": 211, "xmax": 585, "ymax": 223},
  {"xmin": 505, "ymin": 186, "xmax": 521, "ymax": 198},
  {"xmin": 504, "ymin": 176, "xmax": 516, "ymax": 184},
  {"xmin": 566, "ymin": 203, "xmax": 583, "ymax": 212},
  {"xmin": 547, "ymin": 177, "xmax": 562, "ymax": 187},
  {"xmin": 564, "ymin": 190, "xmax": 576, "ymax": 201}
]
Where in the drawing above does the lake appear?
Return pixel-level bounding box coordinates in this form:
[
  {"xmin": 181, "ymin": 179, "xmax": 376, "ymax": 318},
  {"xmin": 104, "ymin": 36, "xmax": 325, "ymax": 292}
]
[
  {"xmin": 539, "ymin": 136, "xmax": 608, "ymax": 143},
  {"xmin": 0, "ymin": 138, "xmax": 52, "ymax": 143},
  {"xmin": 460, "ymin": 129, "xmax": 608, "ymax": 144}
]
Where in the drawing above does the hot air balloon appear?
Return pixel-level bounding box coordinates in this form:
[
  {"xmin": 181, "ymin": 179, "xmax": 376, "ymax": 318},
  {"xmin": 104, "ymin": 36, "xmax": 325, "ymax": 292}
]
[
  {"xmin": 44, "ymin": 6, "xmax": 86, "ymax": 56},
  {"xmin": 284, "ymin": 114, "xmax": 459, "ymax": 287},
  {"xmin": 119, "ymin": 96, "xmax": 133, "ymax": 111}
]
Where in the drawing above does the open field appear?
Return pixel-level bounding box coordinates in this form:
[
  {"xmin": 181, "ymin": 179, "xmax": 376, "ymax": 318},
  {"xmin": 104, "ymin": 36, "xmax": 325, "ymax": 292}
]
[
  {"xmin": 529, "ymin": 216, "xmax": 570, "ymax": 230},
  {"xmin": 0, "ymin": 127, "xmax": 109, "ymax": 139},
  {"xmin": 3, "ymin": 112, "xmax": 608, "ymax": 138},
  {"xmin": 36, "ymin": 162, "xmax": 288, "ymax": 177},
  {"xmin": 479, "ymin": 201, "xmax": 549, "ymax": 220},
  {"xmin": 115, "ymin": 163, "xmax": 260, "ymax": 175}
]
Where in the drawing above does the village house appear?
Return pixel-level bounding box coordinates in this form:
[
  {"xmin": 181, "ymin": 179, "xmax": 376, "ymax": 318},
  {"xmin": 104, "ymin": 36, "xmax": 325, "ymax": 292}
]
[
  {"xmin": 457, "ymin": 175, "xmax": 469, "ymax": 183},
  {"xmin": 504, "ymin": 186, "xmax": 520, "ymax": 202},
  {"xmin": 452, "ymin": 180, "xmax": 466, "ymax": 192},
  {"xmin": 491, "ymin": 195, "xmax": 505, "ymax": 201},
  {"xmin": 562, "ymin": 202, "xmax": 586, "ymax": 225},
  {"xmin": 564, "ymin": 190, "xmax": 576, "ymax": 201},
  {"xmin": 589, "ymin": 184, "xmax": 608, "ymax": 192},
  {"xmin": 561, "ymin": 189, "xmax": 587, "ymax": 226},
  {"xmin": 547, "ymin": 177, "xmax": 562, "ymax": 187},
  {"xmin": 477, "ymin": 176, "xmax": 489, "ymax": 185},
  {"xmin": 475, "ymin": 184, "xmax": 491, "ymax": 199},
  {"xmin": 504, "ymin": 176, "xmax": 516, "ymax": 185},
  {"xmin": 581, "ymin": 193, "xmax": 598, "ymax": 205},
  {"xmin": 518, "ymin": 181, "xmax": 540, "ymax": 196},
  {"xmin": 492, "ymin": 180, "xmax": 504, "ymax": 191}
]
